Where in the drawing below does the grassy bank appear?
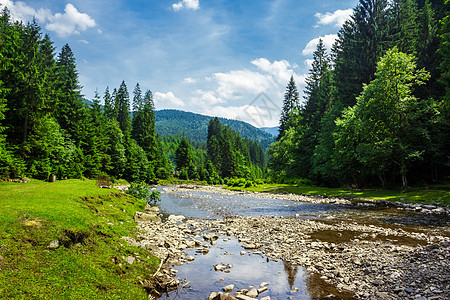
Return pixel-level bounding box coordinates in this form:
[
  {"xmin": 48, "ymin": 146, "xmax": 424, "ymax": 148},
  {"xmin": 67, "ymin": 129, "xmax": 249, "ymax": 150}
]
[
  {"xmin": 0, "ymin": 179, "xmax": 159, "ymax": 299},
  {"xmin": 226, "ymin": 183, "xmax": 450, "ymax": 206}
]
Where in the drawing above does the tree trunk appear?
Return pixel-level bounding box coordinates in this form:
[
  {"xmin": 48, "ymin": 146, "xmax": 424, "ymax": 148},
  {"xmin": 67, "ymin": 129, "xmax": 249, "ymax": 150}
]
[{"xmin": 401, "ymin": 174, "xmax": 407, "ymax": 187}]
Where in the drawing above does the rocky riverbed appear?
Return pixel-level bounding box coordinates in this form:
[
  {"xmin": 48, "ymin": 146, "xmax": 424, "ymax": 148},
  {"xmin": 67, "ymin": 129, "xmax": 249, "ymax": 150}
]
[{"xmin": 126, "ymin": 185, "xmax": 449, "ymax": 299}]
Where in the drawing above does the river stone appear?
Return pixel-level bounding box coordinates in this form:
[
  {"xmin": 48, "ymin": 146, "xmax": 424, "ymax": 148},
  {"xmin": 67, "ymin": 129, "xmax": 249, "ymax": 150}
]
[
  {"xmin": 208, "ymin": 292, "xmax": 218, "ymax": 300},
  {"xmin": 246, "ymin": 288, "xmax": 258, "ymax": 298},
  {"xmin": 242, "ymin": 243, "xmax": 257, "ymax": 249},
  {"xmin": 134, "ymin": 211, "xmax": 161, "ymax": 223},
  {"xmin": 168, "ymin": 215, "xmax": 185, "ymax": 223},
  {"xmin": 260, "ymin": 282, "xmax": 269, "ymax": 288},
  {"xmin": 260, "ymin": 297, "xmax": 271, "ymax": 300},
  {"xmin": 257, "ymin": 286, "xmax": 268, "ymax": 294},
  {"xmin": 235, "ymin": 295, "xmax": 254, "ymax": 300},
  {"xmin": 186, "ymin": 256, "xmax": 195, "ymax": 262},
  {"xmin": 204, "ymin": 233, "xmax": 219, "ymax": 241},
  {"xmin": 223, "ymin": 284, "xmax": 235, "ymax": 293},
  {"xmin": 143, "ymin": 204, "xmax": 159, "ymax": 214}
]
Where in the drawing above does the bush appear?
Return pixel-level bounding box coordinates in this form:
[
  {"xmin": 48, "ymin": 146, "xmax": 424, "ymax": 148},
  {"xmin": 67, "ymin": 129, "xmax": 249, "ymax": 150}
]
[
  {"xmin": 96, "ymin": 174, "xmax": 112, "ymax": 188},
  {"xmin": 126, "ymin": 182, "xmax": 161, "ymax": 205}
]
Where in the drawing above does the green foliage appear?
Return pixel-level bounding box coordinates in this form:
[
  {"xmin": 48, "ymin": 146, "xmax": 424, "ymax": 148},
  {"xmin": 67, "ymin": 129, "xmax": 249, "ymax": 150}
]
[
  {"xmin": 155, "ymin": 109, "xmax": 275, "ymax": 150},
  {"xmin": 0, "ymin": 179, "xmax": 159, "ymax": 299},
  {"xmin": 278, "ymin": 75, "xmax": 299, "ymax": 140},
  {"xmin": 125, "ymin": 181, "xmax": 160, "ymax": 205}
]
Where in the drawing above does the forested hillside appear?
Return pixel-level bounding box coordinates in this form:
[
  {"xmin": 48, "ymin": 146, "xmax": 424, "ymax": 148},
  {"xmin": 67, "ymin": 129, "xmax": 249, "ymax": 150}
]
[
  {"xmin": 0, "ymin": 11, "xmax": 173, "ymax": 182},
  {"xmin": 270, "ymin": 0, "xmax": 450, "ymax": 188},
  {"xmin": 155, "ymin": 109, "xmax": 275, "ymax": 150}
]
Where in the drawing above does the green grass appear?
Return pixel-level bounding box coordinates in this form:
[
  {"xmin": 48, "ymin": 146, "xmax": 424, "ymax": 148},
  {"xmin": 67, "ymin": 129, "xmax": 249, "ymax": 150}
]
[
  {"xmin": 0, "ymin": 179, "xmax": 159, "ymax": 299},
  {"xmin": 226, "ymin": 183, "xmax": 450, "ymax": 206}
]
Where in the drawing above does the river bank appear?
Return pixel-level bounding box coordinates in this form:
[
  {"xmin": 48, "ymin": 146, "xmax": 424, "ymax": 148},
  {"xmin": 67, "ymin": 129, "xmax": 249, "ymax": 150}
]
[{"xmin": 132, "ymin": 185, "xmax": 449, "ymax": 299}]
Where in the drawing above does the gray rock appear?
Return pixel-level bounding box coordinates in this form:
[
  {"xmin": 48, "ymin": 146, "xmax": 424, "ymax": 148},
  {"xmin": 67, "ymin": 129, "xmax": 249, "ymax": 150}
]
[
  {"xmin": 404, "ymin": 287, "xmax": 415, "ymax": 294},
  {"xmin": 235, "ymin": 295, "xmax": 254, "ymax": 300},
  {"xmin": 208, "ymin": 292, "xmax": 218, "ymax": 300},
  {"xmin": 167, "ymin": 215, "xmax": 185, "ymax": 223},
  {"xmin": 204, "ymin": 233, "xmax": 219, "ymax": 241},
  {"xmin": 257, "ymin": 286, "xmax": 268, "ymax": 294},
  {"xmin": 124, "ymin": 256, "xmax": 135, "ymax": 265},
  {"xmin": 223, "ymin": 284, "xmax": 235, "ymax": 293},
  {"xmin": 134, "ymin": 211, "xmax": 161, "ymax": 223},
  {"xmin": 48, "ymin": 240, "xmax": 59, "ymax": 249},
  {"xmin": 246, "ymin": 288, "xmax": 258, "ymax": 298}
]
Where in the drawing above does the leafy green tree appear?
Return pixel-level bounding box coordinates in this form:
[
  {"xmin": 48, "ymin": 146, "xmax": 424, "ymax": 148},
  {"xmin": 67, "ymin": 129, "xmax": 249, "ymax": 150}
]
[
  {"xmin": 278, "ymin": 75, "xmax": 299, "ymax": 140},
  {"xmin": 335, "ymin": 47, "xmax": 430, "ymax": 187}
]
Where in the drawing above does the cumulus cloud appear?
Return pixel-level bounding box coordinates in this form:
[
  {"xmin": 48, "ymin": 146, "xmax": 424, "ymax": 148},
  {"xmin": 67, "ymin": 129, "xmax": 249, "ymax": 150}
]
[
  {"xmin": 46, "ymin": 4, "xmax": 96, "ymax": 37},
  {"xmin": 302, "ymin": 34, "xmax": 337, "ymax": 56},
  {"xmin": 154, "ymin": 91, "xmax": 185, "ymax": 107},
  {"xmin": 213, "ymin": 69, "xmax": 274, "ymax": 100},
  {"xmin": 0, "ymin": 1, "xmax": 96, "ymax": 37},
  {"xmin": 172, "ymin": 0, "xmax": 199, "ymax": 11},
  {"xmin": 314, "ymin": 9, "xmax": 353, "ymax": 28},
  {"xmin": 190, "ymin": 89, "xmax": 224, "ymax": 106},
  {"xmin": 183, "ymin": 77, "xmax": 197, "ymax": 84},
  {"xmin": 251, "ymin": 58, "xmax": 294, "ymax": 84}
]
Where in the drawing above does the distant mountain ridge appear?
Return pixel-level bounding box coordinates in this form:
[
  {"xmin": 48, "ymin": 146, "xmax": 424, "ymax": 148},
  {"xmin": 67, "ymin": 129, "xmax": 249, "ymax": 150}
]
[
  {"xmin": 260, "ymin": 126, "xmax": 279, "ymax": 137},
  {"xmin": 155, "ymin": 109, "xmax": 275, "ymax": 150}
]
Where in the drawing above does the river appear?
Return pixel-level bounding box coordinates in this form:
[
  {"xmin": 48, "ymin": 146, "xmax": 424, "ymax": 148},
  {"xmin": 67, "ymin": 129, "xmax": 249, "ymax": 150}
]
[{"xmin": 153, "ymin": 186, "xmax": 449, "ymax": 299}]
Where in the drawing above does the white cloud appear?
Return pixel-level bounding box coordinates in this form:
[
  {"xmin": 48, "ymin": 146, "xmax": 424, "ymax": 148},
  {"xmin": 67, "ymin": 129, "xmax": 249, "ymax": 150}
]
[
  {"xmin": 183, "ymin": 77, "xmax": 197, "ymax": 84},
  {"xmin": 45, "ymin": 4, "xmax": 96, "ymax": 38},
  {"xmin": 302, "ymin": 34, "xmax": 337, "ymax": 56},
  {"xmin": 154, "ymin": 91, "xmax": 185, "ymax": 107},
  {"xmin": 214, "ymin": 70, "xmax": 274, "ymax": 100},
  {"xmin": 172, "ymin": 0, "xmax": 200, "ymax": 11},
  {"xmin": 190, "ymin": 89, "xmax": 224, "ymax": 106},
  {"xmin": 314, "ymin": 9, "xmax": 353, "ymax": 28},
  {"xmin": 204, "ymin": 104, "xmax": 280, "ymax": 128},
  {"xmin": 251, "ymin": 58, "xmax": 294, "ymax": 84},
  {"xmin": 0, "ymin": 1, "xmax": 96, "ymax": 37},
  {"xmin": 78, "ymin": 39, "xmax": 89, "ymax": 44}
]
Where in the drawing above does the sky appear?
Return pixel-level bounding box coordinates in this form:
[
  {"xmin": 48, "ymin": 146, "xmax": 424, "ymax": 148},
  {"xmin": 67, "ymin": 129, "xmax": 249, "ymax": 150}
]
[{"xmin": 0, "ymin": 0, "xmax": 358, "ymax": 127}]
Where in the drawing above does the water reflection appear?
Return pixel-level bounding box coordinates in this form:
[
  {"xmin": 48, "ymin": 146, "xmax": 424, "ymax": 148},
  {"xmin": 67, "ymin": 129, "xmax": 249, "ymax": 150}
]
[
  {"xmin": 283, "ymin": 261, "xmax": 299, "ymax": 290},
  {"xmin": 160, "ymin": 236, "xmax": 311, "ymax": 299}
]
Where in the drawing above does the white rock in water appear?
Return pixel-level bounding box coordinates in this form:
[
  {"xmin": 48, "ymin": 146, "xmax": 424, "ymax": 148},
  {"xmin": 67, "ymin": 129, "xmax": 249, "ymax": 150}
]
[
  {"xmin": 223, "ymin": 284, "xmax": 235, "ymax": 293},
  {"xmin": 186, "ymin": 256, "xmax": 195, "ymax": 262},
  {"xmin": 246, "ymin": 288, "xmax": 258, "ymax": 298}
]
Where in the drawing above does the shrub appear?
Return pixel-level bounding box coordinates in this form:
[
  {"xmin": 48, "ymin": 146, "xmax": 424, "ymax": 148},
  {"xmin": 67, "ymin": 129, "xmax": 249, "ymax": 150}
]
[
  {"xmin": 126, "ymin": 182, "xmax": 160, "ymax": 205},
  {"xmin": 96, "ymin": 174, "xmax": 112, "ymax": 188}
]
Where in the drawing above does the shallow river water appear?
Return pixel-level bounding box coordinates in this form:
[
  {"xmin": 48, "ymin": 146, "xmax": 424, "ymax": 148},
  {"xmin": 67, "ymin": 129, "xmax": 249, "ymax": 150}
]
[{"xmin": 156, "ymin": 187, "xmax": 449, "ymax": 299}]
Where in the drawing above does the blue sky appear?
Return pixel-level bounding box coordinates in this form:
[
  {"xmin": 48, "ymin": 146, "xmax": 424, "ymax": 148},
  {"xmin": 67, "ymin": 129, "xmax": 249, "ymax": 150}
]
[{"xmin": 1, "ymin": 0, "xmax": 357, "ymax": 127}]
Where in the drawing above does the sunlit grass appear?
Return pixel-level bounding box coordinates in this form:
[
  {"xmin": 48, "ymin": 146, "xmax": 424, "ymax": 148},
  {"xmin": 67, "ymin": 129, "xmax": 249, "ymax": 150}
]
[
  {"xmin": 226, "ymin": 183, "xmax": 450, "ymax": 206},
  {"xmin": 0, "ymin": 179, "xmax": 159, "ymax": 299}
]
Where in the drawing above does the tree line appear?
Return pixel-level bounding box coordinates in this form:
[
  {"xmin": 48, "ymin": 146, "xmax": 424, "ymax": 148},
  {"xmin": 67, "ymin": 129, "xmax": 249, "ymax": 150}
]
[
  {"xmin": 171, "ymin": 118, "xmax": 267, "ymax": 183},
  {"xmin": 0, "ymin": 9, "xmax": 268, "ymax": 184},
  {"xmin": 0, "ymin": 10, "xmax": 172, "ymax": 182},
  {"xmin": 270, "ymin": 0, "xmax": 450, "ymax": 188}
]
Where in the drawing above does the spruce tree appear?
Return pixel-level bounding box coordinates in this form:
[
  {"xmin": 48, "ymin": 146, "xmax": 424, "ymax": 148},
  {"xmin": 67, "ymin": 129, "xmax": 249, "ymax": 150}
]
[{"xmin": 278, "ymin": 75, "xmax": 299, "ymax": 140}]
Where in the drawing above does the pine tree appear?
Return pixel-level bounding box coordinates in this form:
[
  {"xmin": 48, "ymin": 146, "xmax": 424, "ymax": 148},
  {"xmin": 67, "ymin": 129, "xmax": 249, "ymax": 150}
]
[
  {"xmin": 115, "ymin": 81, "xmax": 131, "ymax": 140},
  {"xmin": 103, "ymin": 86, "xmax": 113, "ymax": 119},
  {"xmin": 278, "ymin": 75, "xmax": 299, "ymax": 140}
]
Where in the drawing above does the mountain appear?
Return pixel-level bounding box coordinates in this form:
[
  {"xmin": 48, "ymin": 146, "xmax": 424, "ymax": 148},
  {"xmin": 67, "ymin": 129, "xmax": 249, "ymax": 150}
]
[
  {"xmin": 155, "ymin": 109, "xmax": 275, "ymax": 150},
  {"xmin": 260, "ymin": 126, "xmax": 279, "ymax": 137}
]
